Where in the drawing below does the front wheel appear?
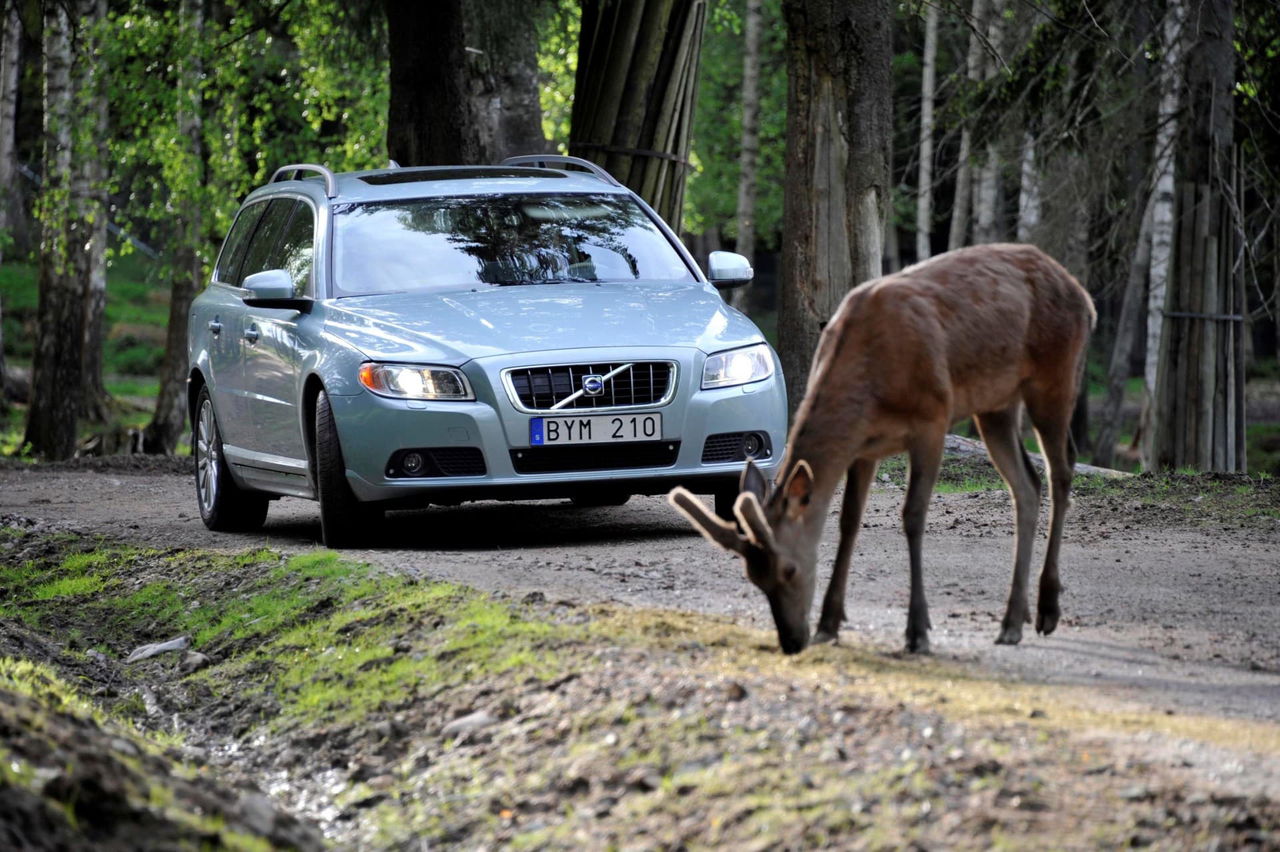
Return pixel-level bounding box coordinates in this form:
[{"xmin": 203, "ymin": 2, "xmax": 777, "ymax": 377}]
[
  {"xmin": 194, "ymin": 387, "xmax": 269, "ymax": 532},
  {"xmin": 314, "ymin": 389, "xmax": 381, "ymax": 548}
]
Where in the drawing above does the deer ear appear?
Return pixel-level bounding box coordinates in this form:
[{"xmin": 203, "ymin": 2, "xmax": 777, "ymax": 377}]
[
  {"xmin": 734, "ymin": 491, "xmax": 776, "ymax": 550},
  {"xmin": 668, "ymin": 487, "xmax": 749, "ymax": 555},
  {"xmin": 781, "ymin": 460, "xmax": 814, "ymax": 519},
  {"xmin": 740, "ymin": 458, "xmax": 769, "ymax": 502}
]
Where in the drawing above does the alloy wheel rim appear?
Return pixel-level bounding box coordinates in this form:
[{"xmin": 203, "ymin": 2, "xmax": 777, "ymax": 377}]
[{"xmin": 197, "ymin": 400, "xmax": 219, "ymax": 513}]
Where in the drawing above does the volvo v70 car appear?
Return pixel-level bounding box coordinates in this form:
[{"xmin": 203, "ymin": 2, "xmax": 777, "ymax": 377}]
[{"xmin": 187, "ymin": 155, "xmax": 787, "ymax": 547}]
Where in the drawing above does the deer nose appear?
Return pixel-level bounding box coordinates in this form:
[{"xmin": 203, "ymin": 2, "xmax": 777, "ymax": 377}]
[{"xmin": 777, "ymin": 625, "xmax": 811, "ymax": 655}]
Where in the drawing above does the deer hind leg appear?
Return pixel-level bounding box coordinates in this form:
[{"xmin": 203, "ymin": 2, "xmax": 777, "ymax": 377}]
[
  {"xmin": 902, "ymin": 429, "xmax": 945, "ymax": 653},
  {"xmin": 814, "ymin": 457, "xmax": 878, "ymax": 644},
  {"xmin": 1024, "ymin": 387, "xmax": 1078, "ymax": 637},
  {"xmin": 975, "ymin": 405, "xmax": 1043, "ymax": 645}
]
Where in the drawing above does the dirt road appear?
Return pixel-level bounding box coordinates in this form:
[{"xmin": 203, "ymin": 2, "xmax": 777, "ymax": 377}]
[{"xmin": 2, "ymin": 456, "xmax": 1278, "ymax": 736}]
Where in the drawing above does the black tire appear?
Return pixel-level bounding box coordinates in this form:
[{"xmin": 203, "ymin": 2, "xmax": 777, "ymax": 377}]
[
  {"xmin": 570, "ymin": 492, "xmax": 631, "ymax": 508},
  {"xmin": 314, "ymin": 389, "xmax": 381, "ymax": 548},
  {"xmin": 193, "ymin": 387, "xmax": 269, "ymax": 532}
]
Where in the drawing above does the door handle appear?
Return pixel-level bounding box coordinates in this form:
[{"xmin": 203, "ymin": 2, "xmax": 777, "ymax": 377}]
[
  {"xmin": 242, "ymin": 326, "xmax": 260, "ymax": 344},
  {"xmin": 208, "ymin": 319, "xmax": 222, "ymax": 336}
]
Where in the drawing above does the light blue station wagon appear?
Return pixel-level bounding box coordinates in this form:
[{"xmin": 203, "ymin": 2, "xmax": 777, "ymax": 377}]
[{"xmin": 187, "ymin": 156, "xmax": 787, "ymax": 547}]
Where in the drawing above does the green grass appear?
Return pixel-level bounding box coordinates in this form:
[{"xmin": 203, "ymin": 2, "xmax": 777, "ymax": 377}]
[{"xmin": 0, "ymin": 244, "xmax": 168, "ymax": 375}]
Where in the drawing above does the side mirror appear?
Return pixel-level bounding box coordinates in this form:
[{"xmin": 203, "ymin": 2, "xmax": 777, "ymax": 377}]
[
  {"xmin": 707, "ymin": 251, "xmax": 753, "ymax": 289},
  {"xmin": 243, "ymin": 269, "xmax": 311, "ymax": 311}
]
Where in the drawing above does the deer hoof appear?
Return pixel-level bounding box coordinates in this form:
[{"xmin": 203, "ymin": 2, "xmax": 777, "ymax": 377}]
[
  {"xmin": 813, "ymin": 628, "xmax": 839, "ymax": 645},
  {"xmin": 994, "ymin": 624, "xmax": 1023, "ymax": 645},
  {"xmin": 1036, "ymin": 608, "xmax": 1059, "ymax": 636},
  {"xmin": 904, "ymin": 632, "xmax": 931, "ymax": 654}
]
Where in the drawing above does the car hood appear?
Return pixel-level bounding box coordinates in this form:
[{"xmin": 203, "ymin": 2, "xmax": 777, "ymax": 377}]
[{"xmin": 320, "ymin": 282, "xmax": 765, "ymax": 364}]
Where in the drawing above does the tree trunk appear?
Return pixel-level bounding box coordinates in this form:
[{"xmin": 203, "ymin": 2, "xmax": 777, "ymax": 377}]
[
  {"xmin": 24, "ymin": 2, "xmax": 84, "ymax": 460},
  {"xmin": 1093, "ymin": 200, "xmax": 1153, "ymax": 469},
  {"xmin": 729, "ymin": 0, "xmax": 763, "ymax": 311},
  {"xmin": 1141, "ymin": 0, "xmax": 1185, "ymax": 465},
  {"xmin": 1150, "ymin": 0, "xmax": 1240, "ymax": 472},
  {"xmin": 0, "ymin": 0, "xmax": 20, "ymax": 266},
  {"xmin": 569, "ymin": 0, "xmax": 708, "ymax": 231},
  {"xmin": 464, "ymin": 1, "xmax": 548, "ymax": 160},
  {"xmin": 915, "ymin": 2, "xmax": 938, "ymax": 262},
  {"xmin": 143, "ymin": 0, "xmax": 204, "ymax": 455},
  {"xmin": 948, "ymin": 0, "xmax": 988, "ymax": 251},
  {"xmin": 972, "ymin": 0, "xmax": 1005, "ymax": 245},
  {"xmin": 1015, "ymin": 132, "xmax": 1041, "ymax": 243},
  {"xmin": 385, "ymin": 0, "xmax": 479, "ymax": 165},
  {"xmin": 78, "ymin": 0, "xmax": 110, "ymax": 424},
  {"xmin": 778, "ymin": 0, "xmax": 892, "ymax": 414}
]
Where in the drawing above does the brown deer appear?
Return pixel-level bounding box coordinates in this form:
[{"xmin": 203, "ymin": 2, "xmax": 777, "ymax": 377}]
[{"xmin": 670, "ymin": 243, "xmax": 1096, "ymax": 654}]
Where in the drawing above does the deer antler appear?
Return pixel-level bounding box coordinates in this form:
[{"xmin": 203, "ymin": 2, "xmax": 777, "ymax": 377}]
[
  {"xmin": 734, "ymin": 491, "xmax": 776, "ymax": 550},
  {"xmin": 667, "ymin": 487, "xmax": 749, "ymax": 555}
]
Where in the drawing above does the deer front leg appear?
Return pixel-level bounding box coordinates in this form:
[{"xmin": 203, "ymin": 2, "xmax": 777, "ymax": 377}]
[
  {"xmin": 814, "ymin": 458, "xmax": 878, "ymax": 644},
  {"xmin": 902, "ymin": 432, "xmax": 944, "ymax": 653}
]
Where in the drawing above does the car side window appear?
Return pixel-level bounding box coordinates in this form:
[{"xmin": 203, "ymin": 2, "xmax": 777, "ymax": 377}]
[
  {"xmin": 213, "ymin": 202, "xmax": 266, "ymax": 286},
  {"xmin": 273, "ymin": 201, "xmax": 315, "ymax": 297},
  {"xmin": 238, "ymin": 198, "xmax": 294, "ymax": 286}
]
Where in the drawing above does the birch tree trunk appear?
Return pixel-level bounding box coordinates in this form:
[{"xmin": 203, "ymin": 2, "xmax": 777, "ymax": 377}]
[
  {"xmin": 24, "ymin": 2, "xmax": 85, "ymax": 459},
  {"xmin": 1141, "ymin": 0, "xmax": 1185, "ymax": 465},
  {"xmin": 972, "ymin": 0, "xmax": 1005, "ymax": 245},
  {"xmin": 569, "ymin": 0, "xmax": 708, "ymax": 231},
  {"xmin": 948, "ymin": 0, "xmax": 989, "ymax": 250},
  {"xmin": 779, "ymin": 0, "xmax": 892, "ymax": 414},
  {"xmin": 1015, "ymin": 132, "xmax": 1041, "ymax": 242},
  {"xmin": 729, "ymin": 0, "xmax": 763, "ymax": 310},
  {"xmin": 78, "ymin": 0, "xmax": 110, "ymax": 423},
  {"xmin": 915, "ymin": 2, "xmax": 938, "ymax": 262},
  {"xmin": 143, "ymin": 0, "xmax": 204, "ymax": 454},
  {"xmin": 0, "ymin": 0, "xmax": 19, "ymax": 266}
]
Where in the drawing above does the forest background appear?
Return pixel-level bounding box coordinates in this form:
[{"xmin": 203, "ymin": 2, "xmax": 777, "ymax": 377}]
[{"xmin": 0, "ymin": 0, "xmax": 1277, "ymax": 475}]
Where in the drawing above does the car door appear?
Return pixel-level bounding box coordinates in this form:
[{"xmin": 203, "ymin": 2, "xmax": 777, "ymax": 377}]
[
  {"xmin": 201, "ymin": 201, "xmax": 266, "ymax": 452},
  {"xmin": 239, "ymin": 198, "xmax": 314, "ymax": 464}
]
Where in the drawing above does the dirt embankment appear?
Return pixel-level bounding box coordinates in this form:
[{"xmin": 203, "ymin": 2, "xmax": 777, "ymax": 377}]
[{"xmin": 1, "ymin": 456, "xmax": 1279, "ymax": 848}]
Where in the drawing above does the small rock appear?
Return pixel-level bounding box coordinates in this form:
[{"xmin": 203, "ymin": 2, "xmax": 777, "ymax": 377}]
[
  {"xmin": 626, "ymin": 767, "xmax": 662, "ymax": 792},
  {"xmin": 179, "ymin": 651, "xmax": 211, "ymax": 674},
  {"xmin": 441, "ymin": 709, "xmax": 497, "ymax": 738},
  {"xmin": 125, "ymin": 635, "xmax": 190, "ymax": 663},
  {"xmin": 238, "ymin": 792, "xmax": 278, "ymax": 836},
  {"xmin": 724, "ymin": 681, "xmax": 748, "ymax": 702},
  {"xmin": 367, "ymin": 774, "xmax": 396, "ymax": 790},
  {"xmin": 1119, "ymin": 785, "xmax": 1154, "ymax": 802},
  {"xmin": 1028, "ymin": 708, "xmax": 1047, "ymax": 719},
  {"xmin": 86, "ymin": 649, "xmax": 109, "ymax": 663}
]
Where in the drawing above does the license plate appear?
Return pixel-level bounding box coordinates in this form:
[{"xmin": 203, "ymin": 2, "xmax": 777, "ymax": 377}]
[{"xmin": 529, "ymin": 413, "xmax": 662, "ymax": 446}]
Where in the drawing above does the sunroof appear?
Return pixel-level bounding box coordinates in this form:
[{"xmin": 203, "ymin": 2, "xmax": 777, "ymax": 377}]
[{"xmin": 359, "ymin": 167, "xmax": 566, "ymax": 185}]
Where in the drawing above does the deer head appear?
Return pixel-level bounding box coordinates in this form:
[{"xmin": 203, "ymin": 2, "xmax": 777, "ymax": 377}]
[{"xmin": 669, "ymin": 459, "xmax": 823, "ymax": 654}]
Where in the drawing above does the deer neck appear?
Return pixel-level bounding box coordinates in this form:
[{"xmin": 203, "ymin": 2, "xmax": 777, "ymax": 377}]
[{"xmin": 778, "ymin": 399, "xmax": 871, "ymax": 526}]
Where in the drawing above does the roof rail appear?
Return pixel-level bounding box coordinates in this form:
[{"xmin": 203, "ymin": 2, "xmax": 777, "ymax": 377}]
[
  {"xmin": 270, "ymin": 163, "xmax": 338, "ymax": 198},
  {"xmin": 501, "ymin": 155, "xmax": 622, "ymax": 187}
]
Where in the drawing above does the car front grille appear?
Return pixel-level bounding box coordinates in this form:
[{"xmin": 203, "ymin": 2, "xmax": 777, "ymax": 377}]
[
  {"xmin": 509, "ymin": 441, "xmax": 680, "ymax": 474},
  {"xmin": 505, "ymin": 362, "xmax": 675, "ymax": 411}
]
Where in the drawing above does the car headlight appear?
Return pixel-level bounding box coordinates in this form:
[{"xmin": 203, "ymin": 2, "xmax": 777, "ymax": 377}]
[
  {"xmin": 702, "ymin": 343, "xmax": 774, "ymax": 389},
  {"xmin": 358, "ymin": 363, "xmax": 474, "ymax": 400}
]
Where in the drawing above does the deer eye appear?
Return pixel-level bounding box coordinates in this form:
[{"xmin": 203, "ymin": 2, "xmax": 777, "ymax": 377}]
[{"xmin": 781, "ymin": 564, "xmax": 798, "ymax": 583}]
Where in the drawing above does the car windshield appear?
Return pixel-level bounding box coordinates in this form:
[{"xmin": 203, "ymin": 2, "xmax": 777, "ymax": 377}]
[{"xmin": 331, "ymin": 193, "xmax": 697, "ymax": 296}]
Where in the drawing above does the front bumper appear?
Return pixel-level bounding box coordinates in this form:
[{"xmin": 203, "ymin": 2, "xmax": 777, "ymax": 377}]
[{"xmin": 328, "ymin": 346, "xmax": 787, "ymax": 505}]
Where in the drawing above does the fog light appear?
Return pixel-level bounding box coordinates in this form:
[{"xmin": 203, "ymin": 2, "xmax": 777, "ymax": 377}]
[
  {"xmin": 743, "ymin": 432, "xmax": 764, "ymax": 458},
  {"xmin": 402, "ymin": 452, "xmax": 425, "ymax": 475}
]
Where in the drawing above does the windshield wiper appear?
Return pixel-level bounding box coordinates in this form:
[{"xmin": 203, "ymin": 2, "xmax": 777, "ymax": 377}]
[{"xmin": 498, "ymin": 276, "xmax": 596, "ymax": 286}]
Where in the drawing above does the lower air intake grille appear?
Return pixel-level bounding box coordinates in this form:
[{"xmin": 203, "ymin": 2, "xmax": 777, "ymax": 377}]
[
  {"xmin": 386, "ymin": 447, "xmax": 487, "ymax": 478},
  {"xmin": 510, "ymin": 441, "xmax": 680, "ymax": 474},
  {"xmin": 701, "ymin": 432, "xmax": 773, "ymax": 464}
]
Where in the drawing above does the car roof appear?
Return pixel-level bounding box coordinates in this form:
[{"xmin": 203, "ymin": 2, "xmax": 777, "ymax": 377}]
[{"xmin": 248, "ymin": 164, "xmax": 633, "ymax": 206}]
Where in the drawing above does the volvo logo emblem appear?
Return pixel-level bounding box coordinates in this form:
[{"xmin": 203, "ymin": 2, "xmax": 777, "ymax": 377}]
[{"xmin": 582, "ymin": 374, "xmax": 605, "ymax": 396}]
